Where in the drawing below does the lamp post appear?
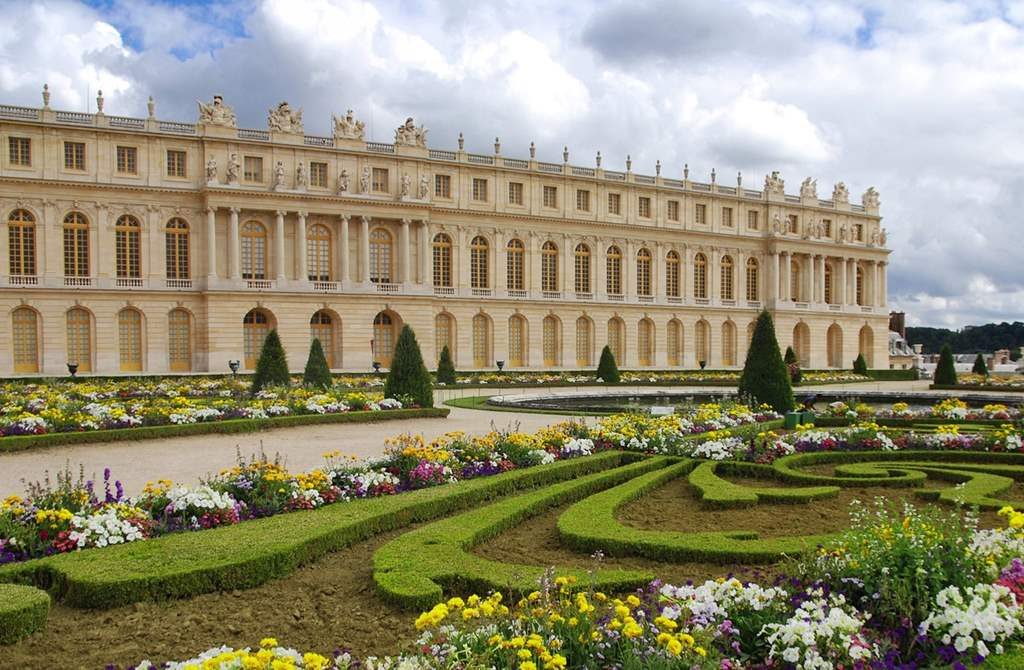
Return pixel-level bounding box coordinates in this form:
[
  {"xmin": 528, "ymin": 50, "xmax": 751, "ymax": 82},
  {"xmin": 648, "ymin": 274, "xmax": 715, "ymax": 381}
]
[
  {"xmin": 496, "ymin": 360, "xmax": 505, "ymax": 372},
  {"xmin": 372, "ymin": 361, "xmax": 382, "ymax": 374},
  {"xmin": 67, "ymin": 362, "xmax": 78, "ymax": 378},
  {"xmin": 698, "ymin": 359, "xmax": 707, "ymax": 370}
]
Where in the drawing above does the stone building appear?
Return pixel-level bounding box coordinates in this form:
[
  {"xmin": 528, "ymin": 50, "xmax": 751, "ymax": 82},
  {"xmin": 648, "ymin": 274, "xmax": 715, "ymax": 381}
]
[{"xmin": 0, "ymin": 89, "xmax": 891, "ymax": 375}]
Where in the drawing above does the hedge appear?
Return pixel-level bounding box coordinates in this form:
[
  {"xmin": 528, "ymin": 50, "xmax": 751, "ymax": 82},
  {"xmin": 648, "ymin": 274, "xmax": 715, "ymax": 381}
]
[
  {"xmin": 0, "ymin": 451, "xmax": 626, "ymax": 610},
  {"xmin": 771, "ymin": 450, "xmax": 1024, "ymax": 487},
  {"xmin": 0, "ymin": 407, "xmax": 449, "ymax": 453},
  {"xmin": 373, "ymin": 455, "xmax": 666, "ymax": 611},
  {"xmin": 832, "ymin": 461, "xmax": 1019, "ymax": 510},
  {"xmin": 931, "ymin": 384, "xmax": 1024, "ymax": 393},
  {"xmin": 0, "ymin": 583, "xmax": 50, "ymax": 645},
  {"xmin": 687, "ymin": 461, "xmax": 839, "ymax": 508}
]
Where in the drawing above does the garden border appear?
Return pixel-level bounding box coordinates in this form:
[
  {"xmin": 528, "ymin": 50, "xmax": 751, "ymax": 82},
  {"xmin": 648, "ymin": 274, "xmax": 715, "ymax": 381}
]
[{"xmin": 0, "ymin": 583, "xmax": 50, "ymax": 645}]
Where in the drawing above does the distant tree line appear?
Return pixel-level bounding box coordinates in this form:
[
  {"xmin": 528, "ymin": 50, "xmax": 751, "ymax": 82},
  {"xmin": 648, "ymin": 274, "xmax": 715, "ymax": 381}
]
[{"xmin": 906, "ymin": 321, "xmax": 1024, "ymax": 358}]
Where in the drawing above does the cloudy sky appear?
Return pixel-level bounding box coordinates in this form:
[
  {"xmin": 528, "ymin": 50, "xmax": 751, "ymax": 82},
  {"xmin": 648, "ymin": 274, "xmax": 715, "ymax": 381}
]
[{"xmin": 2, "ymin": 0, "xmax": 1022, "ymax": 328}]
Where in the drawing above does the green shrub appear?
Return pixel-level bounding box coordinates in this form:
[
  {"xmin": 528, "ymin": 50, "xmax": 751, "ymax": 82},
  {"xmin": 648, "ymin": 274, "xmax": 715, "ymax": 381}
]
[
  {"xmin": 435, "ymin": 345, "xmax": 456, "ymax": 385},
  {"xmin": 934, "ymin": 343, "xmax": 958, "ymax": 386},
  {"xmin": 972, "ymin": 353, "xmax": 988, "ymax": 376},
  {"xmin": 0, "ymin": 583, "xmax": 50, "ymax": 645},
  {"xmin": 251, "ymin": 329, "xmax": 290, "ymax": 394},
  {"xmin": 596, "ymin": 345, "xmax": 620, "ymax": 383},
  {"xmin": 784, "ymin": 346, "xmax": 797, "ymax": 365},
  {"xmin": 302, "ymin": 338, "xmax": 333, "ymax": 390},
  {"xmin": 737, "ymin": 311, "xmax": 794, "ymax": 413},
  {"xmin": 384, "ymin": 326, "xmax": 434, "ymax": 408},
  {"xmin": 852, "ymin": 353, "xmax": 869, "ymax": 375}
]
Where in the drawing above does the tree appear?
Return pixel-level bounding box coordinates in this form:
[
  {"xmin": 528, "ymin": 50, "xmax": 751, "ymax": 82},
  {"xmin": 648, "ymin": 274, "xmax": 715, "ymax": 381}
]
[
  {"xmin": 853, "ymin": 354, "xmax": 869, "ymax": 375},
  {"xmin": 738, "ymin": 311, "xmax": 794, "ymax": 413},
  {"xmin": 783, "ymin": 346, "xmax": 802, "ymax": 384},
  {"xmin": 251, "ymin": 329, "xmax": 290, "ymax": 393},
  {"xmin": 596, "ymin": 345, "xmax": 620, "ymax": 384},
  {"xmin": 784, "ymin": 346, "xmax": 798, "ymax": 365},
  {"xmin": 303, "ymin": 338, "xmax": 332, "ymax": 390},
  {"xmin": 934, "ymin": 344, "xmax": 958, "ymax": 386},
  {"xmin": 384, "ymin": 325, "xmax": 434, "ymax": 408},
  {"xmin": 436, "ymin": 345, "xmax": 456, "ymax": 385},
  {"xmin": 972, "ymin": 353, "xmax": 988, "ymax": 376}
]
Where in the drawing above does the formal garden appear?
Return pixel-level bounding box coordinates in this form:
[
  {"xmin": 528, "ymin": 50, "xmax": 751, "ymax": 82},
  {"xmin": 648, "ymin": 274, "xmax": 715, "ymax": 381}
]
[{"xmin": 2, "ymin": 312, "xmax": 1024, "ymax": 668}]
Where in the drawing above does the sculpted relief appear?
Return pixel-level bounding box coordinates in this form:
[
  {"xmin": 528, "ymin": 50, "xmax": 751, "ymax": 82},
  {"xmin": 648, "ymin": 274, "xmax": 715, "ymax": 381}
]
[
  {"xmin": 394, "ymin": 117, "xmax": 428, "ymax": 148},
  {"xmin": 764, "ymin": 171, "xmax": 785, "ymax": 196},
  {"xmin": 268, "ymin": 101, "xmax": 304, "ymax": 135},
  {"xmin": 333, "ymin": 110, "xmax": 365, "ymax": 140},
  {"xmin": 862, "ymin": 186, "xmax": 881, "ymax": 209},
  {"xmin": 832, "ymin": 181, "xmax": 849, "ymax": 204},
  {"xmin": 800, "ymin": 177, "xmax": 817, "ymax": 199},
  {"xmin": 197, "ymin": 95, "xmax": 237, "ymax": 128}
]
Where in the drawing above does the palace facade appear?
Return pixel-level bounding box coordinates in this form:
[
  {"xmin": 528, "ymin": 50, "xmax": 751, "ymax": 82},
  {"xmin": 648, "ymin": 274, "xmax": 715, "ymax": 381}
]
[{"xmin": 0, "ymin": 89, "xmax": 891, "ymax": 376}]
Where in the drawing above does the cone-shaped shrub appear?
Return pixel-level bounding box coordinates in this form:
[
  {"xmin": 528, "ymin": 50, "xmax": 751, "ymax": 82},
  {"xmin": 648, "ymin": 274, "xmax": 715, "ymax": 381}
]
[
  {"xmin": 934, "ymin": 344, "xmax": 958, "ymax": 385},
  {"xmin": 384, "ymin": 325, "xmax": 434, "ymax": 408},
  {"xmin": 784, "ymin": 346, "xmax": 798, "ymax": 365},
  {"xmin": 853, "ymin": 353, "xmax": 869, "ymax": 375},
  {"xmin": 435, "ymin": 345, "xmax": 456, "ymax": 385},
  {"xmin": 972, "ymin": 353, "xmax": 988, "ymax": 376},
  {"xmin": 251, "ymin": 329, "xmax": 290, "ymax": 394},
  {"xmin": 596, "ymin": 345, "xmax": 620, "ymax": 384},
  {"xmin": 302, "ymin": 338, "xmax": 333, "ymax": 390},
  {"xmin": 738, "ymin": 310, "xmax": 794, "ymax": 413}
]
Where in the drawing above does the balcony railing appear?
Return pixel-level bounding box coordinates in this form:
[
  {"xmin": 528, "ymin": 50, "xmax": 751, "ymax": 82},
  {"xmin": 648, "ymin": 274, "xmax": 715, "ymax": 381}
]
[
  {"xmin": 433, "ymin": 286, "xmax": 455, "ymax": 296},
  {"xmin": 829, "ymin": 304, "xmax": 842, "ymax": 311},
  {"xmin": 541, "ymin": 290, "xmax": 562, "ymax": 300},
  {"xmin": 375, "ymin": 282, "xmax": 400, "ymax": 294},
  {"xmin": 667, "ymin": 296, "xmax": 682, "ymax": 304},
  {"xmin": 246, "ymin": 279, "xmax": 274, "ymax": 289},
  {"xmin": 64, "ymin": 277, "xmax": 93, "ymax": 287},
  {"xmin": 428, "ymin": 149, "xmax": 457, "ymax": 161},
  {"xmin": 166, "ymin": 279, "xmax": 192, "ymax": 289},
  {"xmin": 312, "ymin": 281, "xmax": 338, "ymax": 292},
  {"xmin": 8, "ymin": 275, "xmax": 38, "ymax": 285},
  {"xmin": 608, "ymin": 294, "xmax": 624, "ymax": 302},
  {"xmin": 574, "ymin": 292, "xmax": 593, "ymax": 301},
  {"xmin": 116, "ymin": 278, "xmax": 144, "ymax": 288},
  {"xmin": 694, "ymin": 297, "xmax": 710, "ymax": 305},
  {"xmin": 304, "ymin": 135, "xmax": 333, "ymax": 147},
  {"xmin": 638, "ymin": 295, "xmax": 654, "ymax": 303},
  {"xmin": 794, "ymin": 302, "xmax": 809, "ymax": 309},
  {"xmin": 366, "ymin": 142, "xmax": 395, "ymax": 154},
  {"xmin": 507, "ymin": 289, "xmax": 528, "ymax": 298},
  {"xmin": 747, "ymin": 300, "xmax": 762, "ymax": 309},
  {"xmin": 471, "ymin": 288, "xmax": 492, "ymax": 297},
  {"xmin": 237, "ymin": 127, "xmax": 270, "ymax": 141}
]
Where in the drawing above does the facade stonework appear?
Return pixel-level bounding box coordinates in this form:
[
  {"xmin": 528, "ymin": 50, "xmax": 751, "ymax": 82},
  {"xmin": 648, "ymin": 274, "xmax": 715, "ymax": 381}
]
[{"xmin": 0, "ymin": 92, "xmax": 891, "ymax": 375}]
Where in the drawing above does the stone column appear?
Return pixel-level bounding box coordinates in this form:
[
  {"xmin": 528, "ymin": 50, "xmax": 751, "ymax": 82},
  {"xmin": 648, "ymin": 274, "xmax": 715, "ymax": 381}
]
[
  {"xmin": 710, "ymin": 248, "xmax": 719, "ymax": 302},
  {"xmin": 803, "ymin": 254, "xmax": 813, "ymax": 303},
  {"xmin": 780, "ymin": 252, "xmax": 790, "ymax": 301},
  {"xmin": 296, "ymin": 211, "xmax": 307, "ymax": 281},
  {"xmin": 360, "ymin": 216, "xmax": 370, "ymax": 283},
  {"xmin": 837, "ymin": 256, "xmax": 847, "ymax": 305},
  {"xmin": 274, "ymin": 211, "xmax": 286, "ymax": 281},
  {"xmin": 595, "ymin": 238, "xmax": 606, "ymax": 300},
  {"xmin": 206, "ymin": 207, "xmax": 217, "ymax": 279},
  {"xmin": 457, "ymin": 226, "xmax": 470, "ymax": 289},
  {"xmin": 529, "ymin": 234, "xmax": 541, "ymax": 294},
  {"xmin": 400, "ymin": 218, "xmax": 411, "ymax": 284},
  {"xmin": 848, "ymin": 259, "xmax": 857, "ymax": 304},
  {"xmin": 495, "ymin": 229, "xmax": 506, "ymax": 291},
  {"xmin": 624, "ymin": 240, "xmax": 635, "ymax": 301},
  {"xmin": 654, "ymin": 242, "xmax": 665, "ymax": 301},
  {"xmin": 419, "ymin": 221, "xmax": 430, "ymax": 285},
  {"xmin": 339, "ymin": 215, "xmax": 350, "ymax": 283},
  {"xmin": 879, "ymin": 261, "xmax": 887, "ymax": 307},
  {"xmin": 871, "ymin": 260, "xmax": 880, "ymax": 306},
  {"xmin": 818, "ymin": 255, "xmax": 826, "ymax": 303},
  {"xmin": 769, "ymin": 251, "xmax": 779, "ymax": 301},
  {"xmin": 560, "ymin": 233, "xmax": 571, "ymax": 294},
  {"xmin": 228, "ymin": 207, "xmax": 240, "ymax": 279}
]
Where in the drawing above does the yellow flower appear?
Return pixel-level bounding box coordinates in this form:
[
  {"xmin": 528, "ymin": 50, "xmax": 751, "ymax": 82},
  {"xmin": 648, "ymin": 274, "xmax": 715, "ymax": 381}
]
[
  {"xmin": 259, "ymin": 637, "xmax": 278, "ymax": 648},
  {"xmin": 519, "ymin": 663, "xmax": 537, "ymax": 670}
]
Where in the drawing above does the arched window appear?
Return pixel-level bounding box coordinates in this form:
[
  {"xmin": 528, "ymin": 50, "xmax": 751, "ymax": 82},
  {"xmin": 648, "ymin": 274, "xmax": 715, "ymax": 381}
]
[
  {"xmin": 432, "ymin": 233, "xmax": 452, "ymax": 287},
  {"xmin": 793, "ymin": 322, "xmax": 811, "ymax": 367},
  {"xmin": 607, "ymin": 317, "xmax": 624, "ymax": 364},
  {"xmin": 241, "ymin": 221, "xmax": 267, "ymax": 280},
  {"xmin": 508, "ymin": 315, "xmax": 527, "ymax": 367},
  {"xmin": 63, "ymin": 211, "xmax": 90, "ymax": 277},
  {"xmin": 858, "ymin": 325, "xmax": 874, "ymax": 367},
  {"xmin": 66, "ymin": 308, "xmax": 92, "ymax": 372},
  {"xmin": 667, "ymin": 320, "xmax": 683, "ymax": 366},
  {"xmin": 370, "ymin": 228, "xmax": 393, "ymax": 283},
  {"xmin": 115, "ymin": 215, "xmax": 142, "ymax": 279},
  {"xmin": 636, "ymin": 248, "xmax": 652, "ymax": 297},
  {"xmin": 8, "ymin": 209, "xmax": 36, "ymax": 276},
  {"xmin": 695, "ymin": 320, "xmax": 710, "ymax": 367},
  {"xmin": 470, "ymin": 236, "xmax": 489, "ymax": 289},
  {"xmin": 117, "ymin": 309, "xmax": 143, "ymax": 371},
  {"xmin": 307, "ymin": 223, "xmax": 332, "ymax": 281},
  {"xmin": 827, "ymin": 323, "xmax": 843, "ymax": 368},
  {"xmin": 720, "ymin": 255, "xmax": 734, "ymax": 300},
  {"xmin": 745, "ymin": 258, "xmax": 759, "ymax": 301},
  {"xmin": 790, "ymin": 259, "xmax": 802, "ymax": 302},
  {"xmin": 12, "ymin": 307, "xmax": 39, "ymax": 373},
  {"xmin": 824, "ymin": 264, "xmax": 833, "ymax": 304},
  {"xmin": 542, "ymin": 315, "xmax": 560, "ymax": 366},
  {"xmin": 638, "ymin": 318, "xmax": 654, "ymax": 366},
  {"xmin": 310, "ymin": 310, "xmax": 336, "ymax": 368},
  {"xmin": 722, "ymin": 320, "xmax": 737, "ymax": 366},
  {"xmin": 243, "ymin": 309, "xmax": 271, "ymax": 369},
  {"xmin": 693, "ymin": 253, "xmax": 707, "ymax": 299},
  {"xmin": 472, "ymin": 313, "xmax": 491, "ymax": 368},
  {"xmin": 435, "ymin": 313, "xmax": 454, "ymax": 364},
  {"xmin": 541, "ymin": 241, "xmax": 558, "ymax": 292},
  {"xmin": 575, "ymin": 317, "xmax": 592, "ymax": 367},
  {"xmin": 373, "ymin": 312, "xmax": 398, "ymax": 367},
  {"xmin": 506, "ymin": 239, "xmax": 524, "ymax": 291},
  {"xmin": 665, "ymin": 251, "xmax": 680, "ymax": 298},
  {"xmin": 606, "ymin": 245, "xmax": 622, "ymax": 295},
  {"xmin": 855, "ymin": 266, "xmax": 865, "ymax": 306},
  {"xmin": 165, "ymin": 218, "xmax": 189, "ymax": 280},
  {"xmin": 574, "ymin": 243, "xmax": 591, "ymax": 294},
  {"xmin": 168, "ymin": 308, "xmax": 192, "ymax": 372}
]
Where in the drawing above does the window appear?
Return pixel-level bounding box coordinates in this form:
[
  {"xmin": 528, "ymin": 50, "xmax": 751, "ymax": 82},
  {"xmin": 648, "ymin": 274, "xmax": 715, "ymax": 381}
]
[
  {"xmin": 607, "ymin": 318, "xmax": 624, "ymax": 364},
  {"xmin": 432, "ymin": 233, "xmax": 452, "ymax": 287},
  {"xmin": 64, "ymin": 141, "xmax": 85, "ymax": 171},
  {"xmin": 372, "ymin": 167, "xmax": 389, "ymax": 192},
  {"xmin": 66, "ymin": 308, "xmax": 92, "ymax": 372},
  {"xmin": 543, "ymin": 185, "xmax": 558, "ymax": 208},
  {"xmin": 470, "ymin": 236, "xmax": 489, "ymax": 289},
  {"xmin": 824, "ymin": 264, "xmax": 833, "ymax": 304},
  {"xmin": 823, "ymin": 219, "xmax": 832, "ymax": 238},
  {"xmin": 636, "ymin": 248, "xmax": 652, "ymax": 296},
  {"xmin": 472, "ymin": 314, "xmax": 491, "ymax": 368},
  {"xmin": 115, "ymin": 215, "xmax": 142, "ymax": 278},
  {"xmin": 722, "ymin": 321, "xmax": 737, "ymax": 366},
  {"xmin": 116, "ymin": 146, "xmax": 137, "ymax": 175},
  {"xmin": 506, "ymin": 239, "xmax": 524, "ymax": 290},
  {"xmin": 8, "ymin": 137, "xmax": 30, "ymax": 166},
  {"xmin": 307, "ymin": 223, "xmax": 331, "ymax": 281},
  {"xmin": 606, "ymin": 245, "xmax": 622, "ymax": 295},
  {"xmin": 667, "ymin": 320, "xmax": 682, "ymax": 366},
  {"xmin": 243, "ymin": 309, "xmax": 271, "ymax": 369},
  {"xmin": 667, "ymin": 200, "xmax": 679, "ymax": 222},
  {"xmin": 608, "ymin": 193, "xmax": 621, "ymax": 215},
  {"xmin": 695, "ymin": 204, "xmax": 707, "ymax": 225},
  {"xmin": 118, "ymin": 309, "xmax": 143, "ymax": 372},
  {"xmin": 165, "ymin": 218, "xmax": 190, "ymax": 280},
  {"xmin": 638, "ymin": 196, "xmax": 651, "ymax": 218},
  {"xmin": 638, "ymin": 319, "xmax": 654, "ymax": 366},
  {"xmin": 695, "ymin": 320, "xmax": 710, "ymax": 367},
  {"xmin": 168, "ymin": 308, "xmax": 192, "ymax": 372},
  {"xmin": 12, "ymin": 307, "xmax": 39, "ymax": 373},
  {"xmin": 790, "ymin": 260, "xmax": 802, "ymax": 302},
  {"xmin": 787, "ymin": 214, "xmax": 799, "ymax": 233},
  {"xmin": 508, "ymin": 315, "xmax": 526, "ymax": 367},
  {"xmin": 8, "ymin": 209, "xmax": 36, "ymax": 276},
  {"xmin": 720, "ymin": 255, "xmax": 734, "ymax": 300},
  {"xmin": 722, "ymin": 207, "xmax": 733, "ymax": 227},
  {"xmin": 542, "ymin": 316, "xmax": 559, "ymax": 366},
  {"xmin": 63, "ymin": 211, "xmax": 89, "ymax": 277},
  {"xmin": 243, "ymin": 156, "xmax": 263, "ymax": 182},
  {"xmin": 576, "ymin": 317, "xmax": 592, "ymax": 367},
  {"xmin": 310, "ymin": 310, "xmax": 335, "ymax": 368},
  {"xmin": 241, "ymin": 221, "xmax": 267, "ymax": 279},
  {"xmin": 576, "ymin": 189, "xmax": 590, "ymax": 212},
  {"xmin": 747, "ymin": 210, "xmax": 759, "ymax": 230},
  {"xmin": 666, "ymin": 250, "xmax": 680, "ymax": 298},
  {"xmin": 746, "ymin": 258, "xmax": 759, "ymax": 301},
  {"xmin": 310, "ymin": 162, "xmax": 328, "ymax": 188},
  {"xmin": 166, "ymin": 150, "xmax": 186, "ymax": 178},
  {"xmin": 369, "ymin": 228, "xmax": 393, "ymax": 283},
  {"xmin": 435, "ymin": 313, "xmax": 454, "ymax": 364},
  {"xmin": 574, "ymin": 243, "xmax": 591, "ymax": 293},
  {"xmin": 507, "ymin": 181, "xmax": 523, "ymax": 205},
  {"xmin": 541, "ymin": 241, "xmax": 558, "ymax": 292},
  {"xmin": 472, "ymin": 178, "xmax": 488, "ymax": 202},
  {"xmin": 854, "ymin": 223, "xmax": 864, "ymax": 241},
  {"xmin": 372, "ymin": 312, "xmax": 397, "ymax": 367},
  {"xmin": 435, "ymin": 174, "xmax": 451, "ymax": 198},
  {"xmin": 693, "ymin": 253, "xmax": 708, "ymax": 299}
]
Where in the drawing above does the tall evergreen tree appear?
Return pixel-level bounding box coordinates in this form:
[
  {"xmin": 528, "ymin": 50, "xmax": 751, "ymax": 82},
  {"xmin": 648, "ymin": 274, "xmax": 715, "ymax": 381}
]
[
  {"xmin": 384, "ymin": 325, "xmax": 434, "ymax": 408},
  {"xmin": 251, "ymin": 329, "xmax": 290, "ymax": 393},
  {"xmin": 972, "ymin": 353, "xmax": 988, "ymax": 376},
  {"xmin": 302, "ymin": 338, "xmax": 333, "ymax": 390},
  {"xmin": 596, "ymin": 345, "xmax": 620, "ymax": 384},
  {"xmin": 436, "ymin": 345, "xmax": 456, "ymax": 385},
  {"xmin": 853, "ymin": 353, "xmax": 869, "ymax": 375},
  {"xmin": 934, "ymin": 344, "xmax": 958, "ymax": 386},
  {"xmin": 737, "ymin": 311, "xmax": 794, "ymax": 413},
  {"xmin": 784, "ymin": 346, "xmax": 798, "ymax": 365}
]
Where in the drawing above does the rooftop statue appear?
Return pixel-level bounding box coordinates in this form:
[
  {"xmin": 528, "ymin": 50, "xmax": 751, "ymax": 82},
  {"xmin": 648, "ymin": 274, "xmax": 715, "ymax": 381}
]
[
  {"xmin": 764, "ymin": 171, "xmax": 785, "ymax": 196},
  {"xmin": 268, "ymin": 101, "xmax": 304, "ymax": 135},
  {"xmin": 800, "ymin": 177, "xmax": 817, "ymax": 199},
  {"xmin": 332, "ymin": 109, "xmax": 365, "ymax": 141},
  {"xmin": 395, "ymin": 117, "xmax": 428, "ymax": 148},
  {"xmin": 862, "ymin": 186, "xmax": 881, "ymax": 209},
  {"xmin": 832, "ymin": 181, "xmax": 849, "ymax": 204},
  {"xmin": 197, "ymin": 95, "xmax": 237, "ymax": 128}
]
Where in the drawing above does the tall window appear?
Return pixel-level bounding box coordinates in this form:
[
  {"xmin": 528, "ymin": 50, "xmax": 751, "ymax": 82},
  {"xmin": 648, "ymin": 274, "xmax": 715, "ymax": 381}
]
[
  {"xmin": 435, "ymin": 174, "xmax": 451, "ymax": 198},
  {"xmin": 64, "ymin": 141, "xmax": 85, "ymax": 170},
  {"xmin": 668, "ymin": 320, "xmax": 682, "ymax": 366},
  {"xmin": 307, "ymin": 223, "xmax": 331, "ymax": 281},
  {"xmin": 693, "ymin": 253, "xmax": 708, "ymax": 299},
  {"xmin": 636, "ymin": 248, "xmax": 652, "ymax": 296},
  {"xmin": 720, "ymin": 255, "xmax": 734, "ymax": 300},
  {"xmin": 472, "ymin": 178, "xmax": 488, "ymax": 202},
  {"xmin": 638, "ymin": 319, "xmax": 654, "ymax": 366},
  {"xmin": 747, "ymin": 211, "xmax": 759, "ymax": 230},
  {"xmin": 823, "ymin": 219, "xmax": 832, "ymax": 238},
  {"xmin": 168, "ymin": 308, "xmax": 192, "ymax": 372},
  {"xmin": 369, "ymin": 228, "xmax": 393, "ymax": 283},
  {"xmin": 241, "ymin": 221, "xmax": 267, "ymax": 279},
  {"xmin": 576, "ymin": 189, "xmax": 590, "ymax": 212},
  {"xmin": 745, "ymin": 258, "xmax": 759, "ymax": 301},
  {"xmin": 8, "ymin": 209, "xmax": 36, "ymax": 276},
  {"xmin": 824, "ymin": 264, "xmax": 833, "ymax": 304},
  {"xmin": 506, "ymin": 239, "xmax": 524, "ymax": 290},
  {"xmin": 310, "ymin": 162, "xmax": 328, "ymax": 188},
  {"xmin": 606, "ymin": 245, "xmax": 622, "ymax": 295},
  {"xmin": 790, "ymin": 260, "xmax": 802, "ymax": 302},
  {"xmin": 507, "ymin": 182, "xmax": 523, "ymax": 205},
  {"xmin": 856, "ymin": 266, "xmax": 865, "ymax": 305},
  {"xmin": 166, "ymin": 149, "xmax": 186, "ymax": 178},
  {"xmin": 116, "ymin": 145, "xmax": 137, "ymax": 174},
  {"xmin": 508, "ymin": 315, "xmax": 526, "ymax": 367},
  {"xmin": 165, "ymin": 218, "xmax": 190, "ymax": 280},
  {"xmin": 371, "ymin": 167, "xmax": 389, "ymax": 192},
  {"xmin": 243, "ymin": 156, "xmax": 263, "ymax": 182},
  {"xmin": 66, "ymin": 308, "xmax": 92, "ymax": 372},
  {"xmin": 373, "ymin": 312, "xmax": 397, "ymax": 367},
  {"xmin": 470, "ymin": 236, "xmax": 489, "ymax": 289},
  {"xmin": 63, "ymin": 211, "xmax": 89, "ymax": 277},
  {"xmin": 8, "ymin": 137, "xmax": 30, "ymax": 166},
  {"xmin": 543, "ymin": 185, "xmax": 558, "ymax": 208},
  {"xmin": 787, "ymin": 214, "xmax": 799, "ymax": 233},
  {"xmin": 115, "ymin": 215, "xmax": 142, "ymax": 278},
  {"xmin": 310, "ymin": 310, "xmax": 335, "ymax": 368},
  {"xmin": 118, "ymin": 309, "xmax": 143, "ymax": 372},
  {"xmin": 722, "ymin": 207, "xmax": 733, "ymax": 227},
  {"xmin": 575, "ymin": 317, "xmax": 592, "ymax": 367},
  {"xmin": 472, "ymin": 314, "xmax": 490, "ymax": 368},
  {"xmin": 435, "ymin": 313, "xmax": 454, "ymax": 363},
  {"xmin": 574, "ymin": 243, "xmax": 591, "ymax": 293},
  {"xmin": 695, "ymin": 204, "xmax": 707, "ymax": 224},
  {"xmin": 432, "ymin": 233, "xmax": 452, "ymax": 287},
  {"xmin": 854, "ymin": 223, "xmax": 864, "ymax": 241},
  {"xmin": 666, "ymin": 250, "xmax": 680, "ymax": 298},
  {"xmin": 541, "ymin": 241, "xmax": 558, "ymax": 292},
  {"xmin": 607, "ymin": 318, "xmax": 624, "ymax": 364},
  {"xmin": 542, "ymin": 315, "xmax": 559, "ymax": 366},
  {"xmin": 638, "ymin": 196, "xmax": 651, "ymax": 218},
  {"xmin": 243, "ymin": 309, "xmax": 270, "ymax": 369},
  {"xmin": 608, "ymin": 193, "xmax": 621, "ymax": 215},
  {"xmin": 695, "ymin": 320, "xmax": 710, "ymax": 367},
  {"xmin": 667, "ymin": 200, "xmax": 679, "ymax": 222},
  {"xmin": 722, "ymin": 321, "xmax": 737, "ymax": 366},
  {"xmin": 12, "ymin": 307, "xmax": 39, "ymax": 373}
]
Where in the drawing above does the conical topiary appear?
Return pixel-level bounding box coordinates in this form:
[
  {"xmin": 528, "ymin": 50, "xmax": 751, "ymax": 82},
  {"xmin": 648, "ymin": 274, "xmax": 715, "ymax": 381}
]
[
  {"xmin": 251, "ymin": 329, "xmax": 290, "ymax": 394},
  {"xmin": 972, "ymin": 353, "xmax": 988, "ymax": 376},
  {"xmin": 596, "ymin": 345, "xmax": 620, "ymax": 384},
  {"xmin": 303, "ymin": 338, "xmax": 333, "ymax": 390},
  {"xmin": 384, "ymin": 325, "xmax": 434, "ymax": 408},
  {"xmin": 934, "ymin": 343, "xmax": 958, "ymax": 386},
  {"xmin": 784, "ymin": 346, "xmax": 798, "ymax": 365},
  {"xmin": 435, "ymin": 345, "xmax": 456, "ymax": 385},
  {"xmin": 853, "ymin": 353, "xmax": 869, "ymax": 375},
  {"xmin": 738, "ymin": 311, "xmax": 794, "ymax": 413}
]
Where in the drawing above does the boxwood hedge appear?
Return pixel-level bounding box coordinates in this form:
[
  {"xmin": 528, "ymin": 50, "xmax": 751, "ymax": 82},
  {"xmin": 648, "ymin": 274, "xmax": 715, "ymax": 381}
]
[{"xmin": 0, "ymin": 583, "xmax": 50, "ymax": 645}]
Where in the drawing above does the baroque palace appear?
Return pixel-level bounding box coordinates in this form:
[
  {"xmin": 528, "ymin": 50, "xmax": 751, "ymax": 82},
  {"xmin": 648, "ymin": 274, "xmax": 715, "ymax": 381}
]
[{"xmin": 0, "ymin": 88, "xmax": 891, "ymax": 375}]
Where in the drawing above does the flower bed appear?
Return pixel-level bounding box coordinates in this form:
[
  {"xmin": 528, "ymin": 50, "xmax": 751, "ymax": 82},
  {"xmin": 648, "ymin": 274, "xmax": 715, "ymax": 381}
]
[
  {"xmin": 820, "ymin": 397, "xmax": 1022, "ymax": 423},
  {"xmin": 933, "ymin": 373, "xmax": 1024, "ymax": 391}
]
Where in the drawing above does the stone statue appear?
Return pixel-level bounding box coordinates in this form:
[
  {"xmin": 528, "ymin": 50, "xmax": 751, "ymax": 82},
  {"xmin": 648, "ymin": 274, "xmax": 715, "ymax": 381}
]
[
  {"xmin": 869, "ymin": 229, "xmax": 880, "ymax": 247},
  {"xmin": 268, "ymin": 101, "xmax": 304, "ymax": 134},
  {"xmin": 205, "ymin": 156, "xmax": 217, "ymax": 183},
  {"xmin": 764, "ymin": 171, "xmax": 785, "ymax": 196},
  {"xmin": 418, "ymin": 174, "xmax": 429, "ymax": 200},
  {"xmin": 879, "ymin": 228, "xmax": 887, "ymax": 246},
  {"xmin": 226, "ymin": 153, "xmax": 240, "ymax": 185},
  {"xmin": 832, "ymin": 181, "xmax": 849, "ymax": 204},
  {"xmin": 400, "ymin": 173, "xmax": 411, "ymax": 197},
  {"xmin": 800, "ymin": 177, "xmax": 817, "ymax": 199},
  {"xmin": 337, "ymin": 169, "xmax": 350, "ymax": 194},
  {"xmin": 332, "ymin": 109, "xmax": 365, "ymax": 140},
  {"xmin": 394, "ymin": 117, "xmax": 428, "ymax": 148},
  {"xmin": 862, "ymin": 186, "xmax": 881, "ymax": 209},
  {"xmin": 272, "ymin": 161, "xmax": 285, "ymax": 190},
  {"xmin": 838, "ymin": 223, "xmax": 848, "ymax": 243},
  {"xmin": 771, "ymin": 213, "xmax": 783, "ymax": 235},
  {"xmin": 197, "ymin": 95, "xmax": 237, "ymax": 128},
  {"xmin": 296, "ymin": 161, "xmax": 307, "ymax": 189},
  {"xmin": 359, "ymin": 166, "xmax": 370, "ymax": 194}
]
